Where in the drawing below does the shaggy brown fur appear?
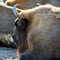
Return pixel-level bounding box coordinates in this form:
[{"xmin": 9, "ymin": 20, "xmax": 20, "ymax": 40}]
[{"xmin": 13, "ymin": 4, "xmax": 60, "ymax": 59}]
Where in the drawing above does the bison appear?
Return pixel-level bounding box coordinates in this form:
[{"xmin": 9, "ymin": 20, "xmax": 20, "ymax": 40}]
[
  {"xmin": 13, "ymin": 4, "xmax": 60, "ymax": 60},
  {"xmin": 5, "ymin": 0, "xmax": 27, "ymax": 9},
  {"xmin": 0, "ymin": 3, "xmax": 21, "ymax": 34},
  {"xmin": 5, "ymin": 0, "xmax": 41, "ymax": 9},
  {"xmin": 1, "ymin": 0, "xmax": 47, "ymax": 9}
]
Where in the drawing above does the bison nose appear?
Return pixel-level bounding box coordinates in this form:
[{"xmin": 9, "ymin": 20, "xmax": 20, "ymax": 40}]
[{"xmin": 12, "ymin": 35, "xmax": 18, "ymax": 45}]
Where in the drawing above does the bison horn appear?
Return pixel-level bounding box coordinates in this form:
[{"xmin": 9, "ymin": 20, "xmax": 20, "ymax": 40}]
[{"xmin": 13, "ymin": 4, "xmax": 23, "ymax": 17}]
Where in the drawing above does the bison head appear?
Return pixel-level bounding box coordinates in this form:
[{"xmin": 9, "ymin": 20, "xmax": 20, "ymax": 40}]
[
  {"xmin": 13, "ymin": 18, "xmax": 29, "ymax": 53},
  {"xmin": 12, "ymin": 4, "xmax": 35, "ymax": 54},
  {"xmin": 12, "ymin": 4, "xmax": 42, "ymax": 44}
]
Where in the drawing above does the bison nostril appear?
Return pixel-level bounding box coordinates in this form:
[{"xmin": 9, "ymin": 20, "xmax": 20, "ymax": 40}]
[
  {"xmin": 12, "ymin": 35, "xmax": 18, "ymax": 45},
  {"xmin": 12, "ymin": 35, "xmax": 16, "ymax": 41},
  {"xmin": 12, "ymin": 35, "xmax": 15, "ymax": 39}
]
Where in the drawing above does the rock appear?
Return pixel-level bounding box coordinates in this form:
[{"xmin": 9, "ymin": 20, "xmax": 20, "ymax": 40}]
[
  {"xmin": 0, "ymin": 33, "xmax": 17, "ymax": 48},
  {"xmin": 0, "ymin": 58, "xmax": 18, "ymax": 60}
]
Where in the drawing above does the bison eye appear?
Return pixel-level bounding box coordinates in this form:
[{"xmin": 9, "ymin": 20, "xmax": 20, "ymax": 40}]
[
  {"xmin": 15, "ymin": 18, "xmax": 29, "ymax": 30},
  {"xmin": 14, "ymin": 18, "xmax": 25, "ymax": 27},
  {"xmin": 18, "ymin": 20, "xmax": 25, "ymax": 28},
  {"xmin": 15, "ymin": 20, "xmax": 25, "ymax": 27}
]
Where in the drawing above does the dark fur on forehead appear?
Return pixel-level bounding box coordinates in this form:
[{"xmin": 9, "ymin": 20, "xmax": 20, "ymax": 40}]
[{"xmin": 21, "ymin": 18, "xmax": 29, "ymax": 27}]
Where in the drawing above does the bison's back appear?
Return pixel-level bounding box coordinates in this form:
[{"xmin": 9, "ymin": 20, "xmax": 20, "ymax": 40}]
[{"xmin": 27, "ymin": 8, "xmax": 60, "ymax": 59}]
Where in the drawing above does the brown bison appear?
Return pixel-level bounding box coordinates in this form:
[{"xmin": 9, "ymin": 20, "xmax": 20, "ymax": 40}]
[
  {"xmin": 13, "ymin": 4, "xmax": 60, "ymax": 60},
  {"xmin": 0, "ymin": 3, "xmax": 21, "ymax": 34},
  {"xmin": 4, "ymin": 0, "xmax": 48, "ymax": 9},
  {"xmin": 5, "ymin": 0, "xmax": 41, "ymax": 9},
  {"xmin": 5, "ymin": 0, "xmax": 27, "ymax": 9},
  {"xmin": 0, "ymin": 3, "xmax": 16, "ymax": 34}
]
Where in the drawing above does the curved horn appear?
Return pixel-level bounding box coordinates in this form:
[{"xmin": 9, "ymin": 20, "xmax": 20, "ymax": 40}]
[{"xmin": 13, "ymin": 4, "xmax": 23, "ymax": 17}]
